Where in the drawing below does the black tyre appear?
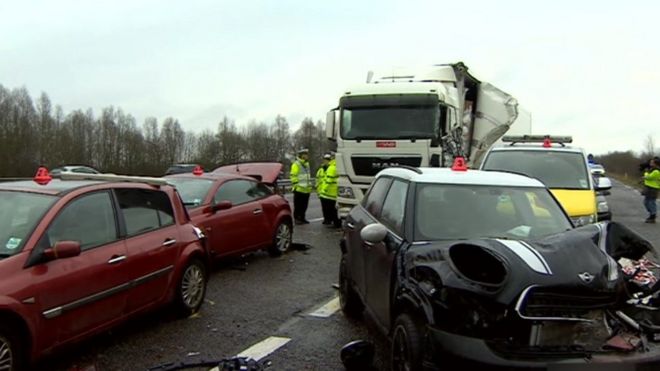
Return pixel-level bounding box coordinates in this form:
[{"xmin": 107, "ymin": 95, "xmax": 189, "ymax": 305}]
[
  {"xmin": 0, "ymin": 323, "xmax": 26, "ymax": 371},
  {"xmin": 391, "ymin": 313, "xmax": 425, "ymax": 371},
  {"xmin": 175, "ymin": 258, "xmax": 207, "ymax": 316},
  {"xmin": 339, "ymin": 255, "xmax": 364, "ymax": 319},
  {"xmin": 268, "ymin": 220, "xmax": 292, "ymax": 257}
]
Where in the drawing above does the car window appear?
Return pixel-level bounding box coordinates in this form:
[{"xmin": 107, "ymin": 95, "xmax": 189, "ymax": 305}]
[
  {"xmin": 214, "ymin": 180, "xmax": 258, "ymax": 205},
  {"xmin": 414, "ymin": 184, "xmax": 572, "ymax": 241},
  {"xmin": 167, "ymin": 178, "xmax": 215, "ymax": 208},
  {"xmin": 115, "ymin": 189, "xmax": 175, "ymax": 236},
  {"xmin": 253, "ymin": 183, "xmax": 274, "ymax": 198},
  {"xmin": 0, "ymin": 191, "xmax": 56, "ymax": 256},
  {"xmin": 362, "ymin": 177, "xmax": 393, "ymax": 217},
  {"xmin": 380, "ymin": 179, "xmax": 408, "ymax": 235},
  {"xmin": 482, "ymin": 150, "xmax": 590, "ymax": 190},
  {"xmin": 47, "ymin": 191, "xmax": 117, "ymax": 251},
  {"xmin": 73, "ymin": 167, "xmax": 98, "ymax": 174}
]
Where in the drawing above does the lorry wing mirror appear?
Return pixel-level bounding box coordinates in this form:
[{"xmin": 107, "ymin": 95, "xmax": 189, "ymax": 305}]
[{"xmin": 326, "ymin": 110, "xmax": 337, "ymax": 140}]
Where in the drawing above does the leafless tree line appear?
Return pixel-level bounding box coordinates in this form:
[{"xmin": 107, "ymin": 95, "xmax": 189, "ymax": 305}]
[
  {"xmin": 596, "ymin": 134, "xmax": 657, "ymax": 178},
  {"xmin": 0, "ymin": 85, "xmax": 332, "ymax": 177}
]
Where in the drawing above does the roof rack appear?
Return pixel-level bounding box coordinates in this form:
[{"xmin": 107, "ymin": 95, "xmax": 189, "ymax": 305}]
[
  {"xmin": 59, "ymin": 172, "xmax": 169, "ymax": 186},
  {"xmin": 502, "ymin": 135, "xmax": 572, "ymax": 147},
  {"xmin": 390, "ymin": 165, "xmax": 423, "ymax": 174}
]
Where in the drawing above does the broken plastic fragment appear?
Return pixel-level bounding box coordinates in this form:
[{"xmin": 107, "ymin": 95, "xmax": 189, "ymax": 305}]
[{"xmin": 604, "ymin": 333, "xmax": 641, "ymax": 351}]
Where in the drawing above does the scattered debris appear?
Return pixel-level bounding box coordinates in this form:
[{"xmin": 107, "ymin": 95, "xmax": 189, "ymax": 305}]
[
  {"xmin": 291, "ymin": 242, "xmax": 312, "ymax": 251},
  {"xmin": 186, "ymin": 352, "xmax": 201, "ymax": 357},
  {"xmin": 605, "ymin": 333, "xmax": 642, "ymax": 351},
  {"xmin": 620, "ymin": 258, "xmax": 660, "ymax": 288}
]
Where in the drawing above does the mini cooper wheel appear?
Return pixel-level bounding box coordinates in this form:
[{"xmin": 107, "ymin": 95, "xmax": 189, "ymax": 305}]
[
  {"xmin": 268, "ymin": 221, "xmax": 292, "ymax": 257},
  {"xmin": 175, "ymin": 258, "xmax": 207, "ymax": 316},
  {"xmin": 391, "ymin": 313, "xmax": 425, "ymax": 371},
  {"xmin": 339, "ymin": 255, "xmax": 364, "ymax": 319}
]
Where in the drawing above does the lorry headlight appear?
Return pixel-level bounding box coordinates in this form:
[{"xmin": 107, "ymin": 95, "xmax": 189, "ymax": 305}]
[
  {"xmin": 338, "ymin": 186, "xmax": 355, "ymax": 199},
  {"xmin": 597, "ymin": 200, "xmax": 609, "ymax": 213},
  {"xmin": 571, "ymin": 215, "xmax": 595, "ymax": 226}
]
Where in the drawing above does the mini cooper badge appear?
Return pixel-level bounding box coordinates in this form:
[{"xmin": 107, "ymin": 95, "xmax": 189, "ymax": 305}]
[{"xmin": 578, "ymin": 272, "xmax": 594, "ymax": 283}]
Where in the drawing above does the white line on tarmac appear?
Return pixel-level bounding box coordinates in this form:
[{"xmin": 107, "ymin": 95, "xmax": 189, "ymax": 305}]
[
  {"xmin": 236, "ymin": 336, "xmax": 291, "ymax": 361},
  {"xmin": 307, "ymin": 296, "xmax": 340, "ymax": 318},
  {"xmin": 309, "ymin": 217, "xmax": 324, "ymax": 223}
]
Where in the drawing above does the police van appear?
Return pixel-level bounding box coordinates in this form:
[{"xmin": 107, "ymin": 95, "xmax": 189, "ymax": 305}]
[{"xmin": 480, "ymin": 135, "xmax": 611, "ymax": 226}]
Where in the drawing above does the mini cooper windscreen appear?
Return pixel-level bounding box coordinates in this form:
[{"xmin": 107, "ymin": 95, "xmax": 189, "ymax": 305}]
[{"xmin": 414, "ymin": 184, "xmax": 572, "ymax": 241}]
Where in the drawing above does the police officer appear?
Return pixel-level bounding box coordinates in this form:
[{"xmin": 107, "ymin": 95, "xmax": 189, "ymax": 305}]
[
  {"xmin": 290, "ymin": 148, "xmax": 312, "ymax": 224},
  {"xmin": 643, "ymin": 157, "xmax": 660, "ymax": 223},
  {"xmin": 316, "ymin": 153, "xmax": 332, "ymax": 224},
  {"xmin": 320, "ymin": 152, "xmax": 341, "ymax": 228}
]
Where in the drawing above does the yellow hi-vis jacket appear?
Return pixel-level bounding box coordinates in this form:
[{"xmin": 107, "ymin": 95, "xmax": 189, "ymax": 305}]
[
  {"xmin": 644, "ymin": 168, "xmax": 660, "ymax": 189},
  {"xmin": 290, "ymin": 158, "xmax": 312, "ymax": 193},
  {"xmin": 316, "ymin": 166, "xmax": 326, "ymax": 194},
  {"xmin": 320, "ymin": 159, "xmax": 338, "ymax": 200}
]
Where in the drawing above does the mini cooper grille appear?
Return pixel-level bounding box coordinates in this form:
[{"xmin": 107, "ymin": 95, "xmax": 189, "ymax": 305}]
[{"xmin": 517, "ymin": 287, "xmax": 617, "ymax": 321}]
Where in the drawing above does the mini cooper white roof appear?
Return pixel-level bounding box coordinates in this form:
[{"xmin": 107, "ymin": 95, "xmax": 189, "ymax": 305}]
[{"xmin": 376, "ymin": 167, "xmax": 546, "ymax": 188}]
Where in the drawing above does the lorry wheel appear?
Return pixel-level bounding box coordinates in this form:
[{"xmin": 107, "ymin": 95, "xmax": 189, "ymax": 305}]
[
  {"xmin": 339, "ymin": 255, "xmax": 364, "ymax": 319},
  {"xmin": 268, "ymin": 221, "xmax": 292, "ymax": 257},
  {"xmin": 0, "ymin": 323, "xmax": 26, "ymax": 371},
  {"xmin": 391, "ymin": 313, "xmax": 425, "ymax": 371},
  {"xmin": 175, "ymin": 258, "xmax": 207, "ymax": 316}
]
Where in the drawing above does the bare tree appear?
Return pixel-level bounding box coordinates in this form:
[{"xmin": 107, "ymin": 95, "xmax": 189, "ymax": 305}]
[{"xmin": 643, "ymin": 134, "xmax": 656, "ymax": 159}]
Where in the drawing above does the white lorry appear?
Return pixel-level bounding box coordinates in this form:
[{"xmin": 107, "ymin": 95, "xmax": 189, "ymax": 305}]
[{"xmin": 325, "ymin": 62, "xmax": 528, "ymax": 217}]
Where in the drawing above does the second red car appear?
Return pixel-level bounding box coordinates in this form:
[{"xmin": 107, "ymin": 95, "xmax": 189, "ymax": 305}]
[{"xmin": 166, "ymin": 163, "xmax": 293, "ymax": 258}]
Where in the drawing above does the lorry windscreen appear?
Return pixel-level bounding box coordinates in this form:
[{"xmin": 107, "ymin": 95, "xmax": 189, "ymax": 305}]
[
  {"xmin": 341, "ymin": 105, "xmax": 442, "ymax": 140},
  {"xmin": 340, "ymin": 93, "xmax": 442, "ymax": 140}
]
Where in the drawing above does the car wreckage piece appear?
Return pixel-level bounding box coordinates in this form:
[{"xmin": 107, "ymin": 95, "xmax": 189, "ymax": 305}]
[{"xmin": 402, "ymin": 221, "xmax": 660, "ymax": 364}]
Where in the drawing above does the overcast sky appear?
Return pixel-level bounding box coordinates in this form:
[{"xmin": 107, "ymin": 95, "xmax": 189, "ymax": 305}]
[{"xmin": 1, "ymin": 0, "xmax": 658, "ymax": 155}]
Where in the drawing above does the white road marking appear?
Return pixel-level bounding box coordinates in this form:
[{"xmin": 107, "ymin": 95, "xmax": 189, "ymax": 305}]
[
  {"xmin": 236, "ymin": 336, "xmax": 291, "ymax": 361},
  {"xmin": 307, "ymin": 296, "xmax": 340, "ymax": 318},
  {"xmin": 309, "ymin": 217, "xmax": 324, "ymax": 223}
]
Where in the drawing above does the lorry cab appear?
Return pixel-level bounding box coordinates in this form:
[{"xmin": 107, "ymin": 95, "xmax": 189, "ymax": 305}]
[
  {"xmin": 480, "ymin": 135, "xmax": 611, "ymax": 226},
  {"xmin": 326, "ymin": 63, "xmax": 521, "ymax": 217}
]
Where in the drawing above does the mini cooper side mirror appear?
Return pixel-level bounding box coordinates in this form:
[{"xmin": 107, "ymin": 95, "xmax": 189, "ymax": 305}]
[
  {"xmin": 340, "ymin": 340, "xmax": 375, "ymax": 370},
  {"xmin": 360, "ymin": 223, "xmax": 388, "ymax": 245}
]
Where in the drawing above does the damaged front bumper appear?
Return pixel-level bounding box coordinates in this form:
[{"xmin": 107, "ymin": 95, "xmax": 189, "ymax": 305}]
[{"xmin": 427, "ymin": 326, "xmax": 660, "ymax": 370}]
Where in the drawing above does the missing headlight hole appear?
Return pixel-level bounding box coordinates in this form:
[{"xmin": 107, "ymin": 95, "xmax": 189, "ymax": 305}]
[{"xmin": 449, "ymin": 244, "xmax": 508, "ymax": 286}]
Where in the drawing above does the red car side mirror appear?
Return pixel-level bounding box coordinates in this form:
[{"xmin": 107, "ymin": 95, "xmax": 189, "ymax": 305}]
[
  {"xmin": 44, "ymin": 241, "xmax": 82, "ymax": 260},
  {"xmin": 205, "ymin": 200, "xmax": 233, "ymax": 214}
]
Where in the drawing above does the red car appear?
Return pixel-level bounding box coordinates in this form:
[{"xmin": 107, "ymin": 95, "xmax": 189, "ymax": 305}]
[
  {"xmin": 0, "ymin": 169, "xmax": 208, "ymax": 370},
  {"xmin": 165, "ymin": 163, "xmax": 293, "ymax": 258}
]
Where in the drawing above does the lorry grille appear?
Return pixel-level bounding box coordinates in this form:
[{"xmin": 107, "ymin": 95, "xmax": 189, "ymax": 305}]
[
  {"xmin": 516, "ymin": 286, "xmax": 617, "ymax": 321},
  {"xmin": 351, "ymin": 156, "xmax": 422, "ymax": 176}
]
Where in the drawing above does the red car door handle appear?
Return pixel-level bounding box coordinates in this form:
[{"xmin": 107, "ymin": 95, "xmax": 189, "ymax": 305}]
[
  {"xmin": 162, "ymin": 239, "xmax": 177, "ymax": 247},
  {"xmin": 252, "ymin": 209, "xmax": 263, "ymax": 215},
  {"xmin": 107, "ymin": 255, "xmax": 126, "ymax": 264}
]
